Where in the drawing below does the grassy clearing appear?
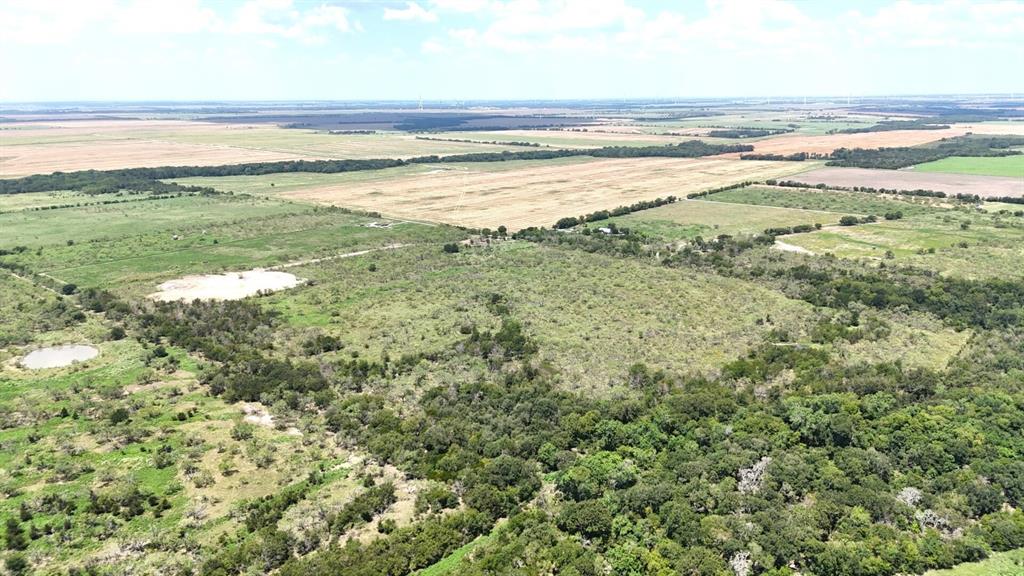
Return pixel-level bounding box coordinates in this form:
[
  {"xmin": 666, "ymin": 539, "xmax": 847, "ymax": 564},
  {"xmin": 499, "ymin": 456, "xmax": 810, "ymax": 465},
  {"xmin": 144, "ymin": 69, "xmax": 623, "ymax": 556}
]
[
  {"xmin": 599, "ymin": 199, "xmax": 838, "ymax": 241},
  {"xmin": 0, "ymin": 271, "xmax": 79, "ymax": 346},
  {"xmin": 272, "ymin": 242, "xmax": 818, "ymax": 394},
  {"xmin": 781, "ymin": 210, "xmax": 1024, "ymax": 279},
  {"xmin": 911, "ymin": 154, "xmax": 1024, "ymax": 177},
  {"xmin": 924, "ymin": 548, "xmax": 1024, "ymax": 576},
  {"xmin": 832, "ymin": 310, "xmax": 970, "ymax": 371},
  {"xmin": 0, "ymin": 190, "xmax": 94, "ymax": 212},
  {"xmin": 415, "ymin": 531, "xmax": 497, "ymax": 576},
  {"xmin": 0, "ymin": 193, "xmax": 463, "ymax": 295},
  {"xmin": 704, "ymin": 186, "xmax": 947, "ymax": 217},
  {"xmin": 0, "ymin": 194, "xmax": 311, "ymax": 248}
]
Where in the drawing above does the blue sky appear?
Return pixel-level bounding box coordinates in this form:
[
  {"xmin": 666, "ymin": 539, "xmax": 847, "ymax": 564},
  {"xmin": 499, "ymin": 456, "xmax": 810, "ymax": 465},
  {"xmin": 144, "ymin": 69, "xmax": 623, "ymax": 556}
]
[{"xmin": 1, "ymin": 0, "xmax": 1022, "ymax": 101}]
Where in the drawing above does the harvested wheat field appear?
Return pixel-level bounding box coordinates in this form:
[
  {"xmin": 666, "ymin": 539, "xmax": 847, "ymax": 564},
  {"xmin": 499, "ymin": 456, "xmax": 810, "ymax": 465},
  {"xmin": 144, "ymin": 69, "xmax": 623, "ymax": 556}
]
[
  {"xmin": 281, "ymin": 157, "xmax": 812, "ymax": 229},
  {"xmin": 790, "ymin": 167, "xmax": 1024, "ymax": 198},
  {"xmin": 0, "ymin": 139, "xmax": 314, "ymax": 178},
  {"xmin": 722, "ymin": 126, "xmax": 969, "ymax": 157},
  {"xmin": 0, "ymin": 119, "xmax": 525, "ymax": 177}
]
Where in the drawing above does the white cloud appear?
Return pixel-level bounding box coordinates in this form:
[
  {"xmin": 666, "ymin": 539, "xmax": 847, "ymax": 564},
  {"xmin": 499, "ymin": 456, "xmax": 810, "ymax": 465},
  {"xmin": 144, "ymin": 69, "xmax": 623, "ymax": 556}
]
[
  {"xmin": 384, "ymin": 2, "xmax": 438, "ymax": 23},
  {"xmin": 430, "ymin": 0, "xmax": 490, "ymax": 12},
  {"xmin": 421, "ymin": 38, "xmax": 449, "ymax": 54},
  {"xmin": 111, "ymin": 0, "xmax": 221, "ymax": 35},
  {"xmin": 0, "ymin": 0, "xmax": 117, "ymax": 44},
  {"xmin": 0, "ymin": 0, "xmax": 353, "ymax": 46}
]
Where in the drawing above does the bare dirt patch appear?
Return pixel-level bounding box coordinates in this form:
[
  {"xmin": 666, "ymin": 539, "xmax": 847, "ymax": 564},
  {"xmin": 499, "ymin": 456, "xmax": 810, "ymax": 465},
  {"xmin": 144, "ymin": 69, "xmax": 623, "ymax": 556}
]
[
  {"xmin": 774, "ymin": 240, "xmax": 815, "ymax": 255},
  {"xmin": 149, "ymin": 269, "xmax": 303, "ymax": 302},
  {"xmin": 789, "ymin": 167, "xmax": 1024, "ymax": 199},
  {"xmin": 281, "ymin": 157, "xmax": 813, "ymax": 230}
]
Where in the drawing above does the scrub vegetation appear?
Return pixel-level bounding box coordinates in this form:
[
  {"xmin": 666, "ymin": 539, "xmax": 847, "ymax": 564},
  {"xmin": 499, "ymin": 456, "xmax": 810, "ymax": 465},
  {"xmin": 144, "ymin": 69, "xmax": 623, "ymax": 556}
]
[{"xmin": 2, "ymin": 99, "xmax": 1023, "ymax": 576}]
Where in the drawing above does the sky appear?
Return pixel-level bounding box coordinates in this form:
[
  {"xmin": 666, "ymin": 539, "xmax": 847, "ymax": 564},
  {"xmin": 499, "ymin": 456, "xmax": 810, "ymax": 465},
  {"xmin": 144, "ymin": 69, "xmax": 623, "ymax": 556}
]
[{"xmin": 1, "ymin": 0, "xmax": 1022, "ymax": 102}]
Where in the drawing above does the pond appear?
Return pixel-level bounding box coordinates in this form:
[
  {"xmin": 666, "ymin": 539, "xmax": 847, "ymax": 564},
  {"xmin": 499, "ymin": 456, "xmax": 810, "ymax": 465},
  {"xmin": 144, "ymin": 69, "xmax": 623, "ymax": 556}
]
[{"xmin": 21, "ymin": 344, "xmax": 99, "ymax": 369}]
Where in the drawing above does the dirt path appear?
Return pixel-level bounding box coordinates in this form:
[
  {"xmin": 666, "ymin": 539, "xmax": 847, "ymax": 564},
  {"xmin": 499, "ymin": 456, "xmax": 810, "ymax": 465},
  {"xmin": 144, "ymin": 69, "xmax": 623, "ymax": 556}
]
[
  {"xmin": 267, "ymin": 243, "xmax": 409, "ymax": 270},
  {"xmin": 774, "ymin": 240, "xmax": 815, "ymax": 255}
]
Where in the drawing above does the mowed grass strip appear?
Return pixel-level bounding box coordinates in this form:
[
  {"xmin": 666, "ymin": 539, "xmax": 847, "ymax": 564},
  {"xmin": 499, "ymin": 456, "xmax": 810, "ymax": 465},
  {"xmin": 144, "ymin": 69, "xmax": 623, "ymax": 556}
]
[
  {"xmin": 599, "ymin": 199, "xmax": 839, "ymax": 241},
  {"xmin": 780, "ymin": 210, "xmax": 1024, "ymax": 280},
  {"xmin": 910, "ymin": 154, "xmax": 1024, "ymax": 178},
  {"xmin": 270, "ymin": 242, "xmax": 817, "ymax": 394},
  {"xmin": 703, "ymin": 186, "xmax": 946, "ymax": 217}
]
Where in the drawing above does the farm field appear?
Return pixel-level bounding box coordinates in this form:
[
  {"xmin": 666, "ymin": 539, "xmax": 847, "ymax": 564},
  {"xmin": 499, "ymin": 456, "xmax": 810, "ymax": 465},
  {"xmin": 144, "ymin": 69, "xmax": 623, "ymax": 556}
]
[
  {"xmin": 598, "ymin": 199, "xmax": 839, "ymax": 241},
  {"xmin": 169, "ymin": 156, "xmax": 597, "ymax": 195},
  {"xmin": 789, "ymin": 166, "xmax": 1024, "ymax": 198},
  {"xmin": 702, "ymin": 185, "xmax": 947, "ymax": 216},
  {"xmin": 911, "ymin": 154, "xmax": 1024, "ymax": 177},
  {"xmin": 268, "ymin": 157, "xmax": 814, "ymax": 230},
  {"xmin": 779, "ymin": 209, "xmax": 1024, "ymax": 279},
  {"xmin": 0, "ymin": 119, "xmax": 534, "ymax": 177},
  {"xmin": 719, "ymin": 126, "xmax": 968, "ymax": 157}
]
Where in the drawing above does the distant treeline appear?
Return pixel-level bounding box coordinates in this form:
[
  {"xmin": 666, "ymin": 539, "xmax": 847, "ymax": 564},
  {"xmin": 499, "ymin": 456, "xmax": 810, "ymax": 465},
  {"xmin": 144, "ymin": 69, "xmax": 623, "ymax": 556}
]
[
  {"xmin": 415, "ymin": 136, "xmax": 542, "ymax": 147},
  {"xmin": 707, "ymin": 128, "xmax": 792, "ymax": 138},
  {"xmin": 763, "ymin": 223, "xmax": 822, "ymax": 237},
  {"xmin": 767, "ymin": 179, "xmax": 951, "ymax": 199},
  {"xmin": 833, "ymin": 118, "xmax": 950, "ymax": 134},
  {"xmin": 0, "ymin": 141, "xmax": 754, "ymax": 195},
  {"xmin": 740, "ymin": 152, "xmax": 830, "ymax": 161},
  {"xmin": 326, "ymin": 130, "xmax": 376, "ymax": 135},
  {"xmin": 553, "ymin": 196, "xmax": 678, "ymax": 229},
  {"xmin": 826, "ymin": 136, "xmax": 1024, "ymax": 169},
  {"xmin": 686, "ymin": 181, "xmax": 754, "ymax": 199},
  {"xmin": 0, "ymin": 191, "xmax": 214, "ymax": 215}
]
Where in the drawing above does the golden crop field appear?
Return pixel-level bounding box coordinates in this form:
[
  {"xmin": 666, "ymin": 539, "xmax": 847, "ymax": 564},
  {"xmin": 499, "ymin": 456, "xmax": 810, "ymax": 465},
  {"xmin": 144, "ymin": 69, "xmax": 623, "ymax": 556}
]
[{"xmin": 279, "ymin": 157, "xmax": 816, "ymax": 229}]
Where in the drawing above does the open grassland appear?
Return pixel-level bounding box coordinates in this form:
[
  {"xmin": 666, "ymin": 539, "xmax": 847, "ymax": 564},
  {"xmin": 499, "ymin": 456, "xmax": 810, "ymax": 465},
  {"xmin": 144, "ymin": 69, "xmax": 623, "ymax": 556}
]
[
  {"xmin": 0, "ymin": 194, "xmax": 312, "ymax": 248},
  {"xmin": 2, "ymin": 205, "xmax": 463, "ymax": 295},
  {"xmin": 271, "ymin": 242, "xmax": 818, "ymax": 393},
  {"xmin": 263, "ymin": 157, "xmax": 813, "ymax": 230},
  {"xmin": 600, "ymin": 199, "xmax": 839, "ymax": 241},
  {"xmin": 0, "ymin": 119, "xmax": 530, "ymax": 177},
  {"xmin": 703, "ymin": 186, "xmax": 948, "ymax": 216},
  {"xmin": 924, "ymin": 548, "xmax": 1024, "ymax": 576},
  {"xmin": 790, "ymin": 166, "xmax": 1024, "ymax": 198},
  {"xmin": 0, "ymin": 190, "xmax": 94, "ymax": 212},
  {"xmin": 911, "ymin": 154, "xmax": 1024, "ymax": 178},
  {"xmin": 0, "ymin": 192, "xmax": 460, "ymax": 295},
  {"xmin": 780, "ymin": 210, "xmax": 1024, "ymax": 280}
]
